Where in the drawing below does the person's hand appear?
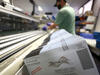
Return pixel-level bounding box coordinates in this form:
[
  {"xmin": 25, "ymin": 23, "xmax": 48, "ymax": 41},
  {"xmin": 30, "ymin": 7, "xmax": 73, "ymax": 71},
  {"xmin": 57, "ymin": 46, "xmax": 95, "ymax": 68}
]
[
  {"xmin": 42, "ymin": 26, "xmax": 48, "ymax": 31},
  {"xmin": 47, "ymin": 22, "xmax": 52, "ymax": 26},
  {"xmin": 48, "ymin": 23, "xmax": 57, "ymax": 29},
  {"xmin": 48, "ymin": 24, "xmax": 54, "ymax": 29},
  {"xmin": 42, "ymin": 23, "xmax": 54, "ymax": 31}
]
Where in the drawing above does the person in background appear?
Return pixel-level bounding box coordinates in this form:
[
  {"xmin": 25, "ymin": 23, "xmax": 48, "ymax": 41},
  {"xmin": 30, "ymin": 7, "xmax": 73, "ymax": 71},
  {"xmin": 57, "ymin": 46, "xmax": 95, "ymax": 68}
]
[{"xmin": 48, "ymin": 0, "xmax": 75, "ymax": 34}]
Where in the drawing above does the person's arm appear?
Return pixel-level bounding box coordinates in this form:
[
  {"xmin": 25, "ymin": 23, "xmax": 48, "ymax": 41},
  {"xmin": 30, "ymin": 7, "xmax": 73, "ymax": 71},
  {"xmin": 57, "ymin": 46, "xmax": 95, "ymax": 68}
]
[
  {"xmin": 48, "ymin": 11, "xmax": 64, "ymax": 30},
  {"xmin": 48, "ymin": 23, "xmax": 58, "ymax": 29}
]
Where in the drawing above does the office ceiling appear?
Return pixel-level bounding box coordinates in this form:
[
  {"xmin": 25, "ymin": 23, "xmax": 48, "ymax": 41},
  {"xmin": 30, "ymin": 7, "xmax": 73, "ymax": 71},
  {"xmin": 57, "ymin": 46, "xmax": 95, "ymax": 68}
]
[{"xmin": 13, "ymin": 0, "xmax": 90, "ymax": 15}]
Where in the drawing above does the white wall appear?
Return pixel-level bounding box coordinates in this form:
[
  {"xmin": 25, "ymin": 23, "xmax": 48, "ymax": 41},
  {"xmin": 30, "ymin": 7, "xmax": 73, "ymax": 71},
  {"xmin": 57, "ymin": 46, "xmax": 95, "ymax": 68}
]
[
  {"xmin": 93, "ymin": 0, "xmax": 100, "ymax": 16},
  {"xmin": 13, "ymin": 0, "xmax": 89, "ymax": 15},
  {"xmin": 83, "ymin": 0, "xmax": 93, "ymax": 13},
  {"xmin": 78, "ymin": 0, "xmax": 93, "ymax": 16},
  {"xmin": 92, "ymin": 0, "xmax": 100, "ymax": 32},
  {"xmin": 95, "ymin": 9, "xmax": 100, "ymax": 32},
  {"xmin": 13, "ymin": 0, "xmax": 33, "ymax": 15}
]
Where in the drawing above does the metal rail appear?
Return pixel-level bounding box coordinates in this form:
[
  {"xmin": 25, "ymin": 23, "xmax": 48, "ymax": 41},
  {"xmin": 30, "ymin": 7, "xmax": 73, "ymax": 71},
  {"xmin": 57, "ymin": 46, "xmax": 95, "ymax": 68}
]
[
  {"xmin": 0, "ymin": 33, "xmax": 46, "ymax": 62},
  {"xmin": 0, "ymin": 31, "xmax": 47, "ymax": 62}
]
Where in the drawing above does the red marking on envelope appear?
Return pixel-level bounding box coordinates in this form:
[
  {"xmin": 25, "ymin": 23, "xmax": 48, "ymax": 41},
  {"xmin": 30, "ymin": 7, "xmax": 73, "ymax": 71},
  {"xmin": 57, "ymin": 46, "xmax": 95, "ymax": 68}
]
[{"xmin": 31, "ymin": 66, "xmax": 42, "ymax": 75}]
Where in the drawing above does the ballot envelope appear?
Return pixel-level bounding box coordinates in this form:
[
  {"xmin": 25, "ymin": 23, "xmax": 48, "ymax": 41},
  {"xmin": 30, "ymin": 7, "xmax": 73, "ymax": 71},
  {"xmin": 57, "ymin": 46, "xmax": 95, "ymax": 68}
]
[{"xmin": 24, "ymin": 29, "xmax": 99, "ymax": 75}]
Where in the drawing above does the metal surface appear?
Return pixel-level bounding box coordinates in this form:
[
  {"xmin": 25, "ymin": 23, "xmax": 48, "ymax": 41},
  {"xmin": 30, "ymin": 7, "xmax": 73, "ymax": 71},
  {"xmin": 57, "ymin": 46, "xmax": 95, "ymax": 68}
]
[
  {"xmin": 0, "ymin": 5, "xmax": 39, "ymax": 22},
  {"xmin": 0, "ymin": 31, "xmax": 46, "ymax": 62},
  {"xmin": 0, "ymin": 30, "xmax": 55, "ymax": 75}
]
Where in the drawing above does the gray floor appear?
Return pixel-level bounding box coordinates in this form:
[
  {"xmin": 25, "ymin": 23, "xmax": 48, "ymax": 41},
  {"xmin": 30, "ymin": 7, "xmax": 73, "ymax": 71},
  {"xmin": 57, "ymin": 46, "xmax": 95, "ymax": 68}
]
[{"xmin": 92, "ymin": 53, "xmax": 100, "ymax": 74}]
